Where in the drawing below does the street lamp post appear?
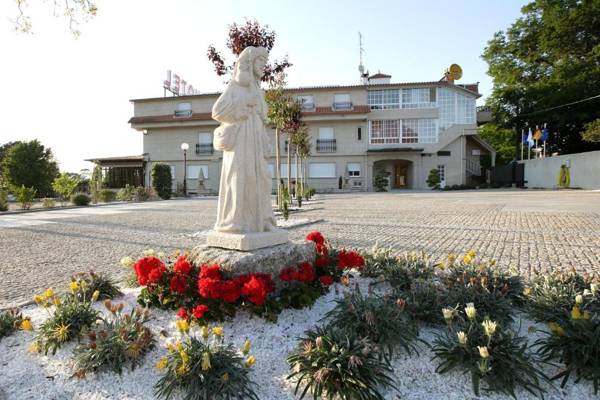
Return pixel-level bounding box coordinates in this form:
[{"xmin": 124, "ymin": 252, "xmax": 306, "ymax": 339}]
[{"xmin": 181, "ymin": 142, "xmax": 189, "ymax": 197}]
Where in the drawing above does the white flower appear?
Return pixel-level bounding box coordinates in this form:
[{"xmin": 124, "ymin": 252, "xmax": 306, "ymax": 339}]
[
  {"xmin": 478, "ymin": 346, "xmax": 489, "ymax": 359},
  {"xmin": 457, "ymin": 331, "xmax": 467, "ymax": 345},
  {"xmin": 120, "ymin": 256, "xmax": 134, "ymax": 268},
  {"xmin": 465, "ymin": 304, "xmax": 477, "ymax": 320},
  {"xmin": 482, "ymin": 320, "xmax": 497, "ymax": 337},
  {"xmin": 575, "ymin": 294, "xmax": 583, "ymax": 304},
  {"xmin": 584, "ymin": 289, "xmax": 592, "ymax": 297},
  {"xmin": 143, "ymin": 249, "xmax": 156, "ymax": 256},
  {"xmin": 442, "ymin": 308, "xmax": 454, "ymax": 321},
  {"xmin": 591, "ymin": 283, "xmax": 598, "ymax": 296}
]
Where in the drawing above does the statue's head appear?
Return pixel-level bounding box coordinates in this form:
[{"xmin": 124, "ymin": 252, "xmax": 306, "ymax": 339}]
[{"xmin": 233, "ymin": 46, "xmax": 268, "ymax": 86}]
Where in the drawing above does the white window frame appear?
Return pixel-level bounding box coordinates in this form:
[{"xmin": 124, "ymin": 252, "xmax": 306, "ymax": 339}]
[
  {"xmin": 186, "ymin": 165, "xmax": 208, "ymax": 180},
  {"xmin": 309, "ymin": 163, "xmax": 336, "ymax": 178},
  {"xmin": 368, "ymin": 89, "xmax": 400, "ymax": 110},
  {"xmin": 175, "ymin": 102, "xmax": 192, "ymax": 117},
  {"xmin": 169, "ymin": 165, "xmax": 176, "ymax": 180},
  {"xmin": 318, "ymin": 127, "xmax": 335, "ymax": 140},
  {"xmin": 369, "ymin": 119, "xmax": 438, "ymax": 144},
  {"xmin": 198, "ymin": 132, "xmax": 212, "ymax": 144},
  {"xmin": 347, "ymin": 163, "xmax": 361, "ymax": 177},
  {"xmin": 296, "ymin": 95, "xmax": 315, "ymax": 110}
]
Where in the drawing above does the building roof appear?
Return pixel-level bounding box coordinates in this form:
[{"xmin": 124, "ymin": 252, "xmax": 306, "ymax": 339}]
[
  {"xmin": 129, "ymin": 80, "xmax": 480, "ymax": 103},
  {"xmin": 369, "ymin": 72, "xmax": 392, "ymax": 79},
  {"xmin": 85, "ymin": 155, "xmax": 144, "ymax": 162}
]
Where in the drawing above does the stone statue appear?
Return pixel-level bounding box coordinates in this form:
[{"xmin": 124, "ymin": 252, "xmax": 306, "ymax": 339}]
[{"xmin": 207, "ymin": 46, "xmax": 287, "ymax": 251}]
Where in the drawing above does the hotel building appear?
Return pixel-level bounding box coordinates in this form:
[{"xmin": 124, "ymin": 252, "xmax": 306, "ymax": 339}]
[{"xmin": 113, "ymin": 72, "xmax": 494, "ymax": 193}]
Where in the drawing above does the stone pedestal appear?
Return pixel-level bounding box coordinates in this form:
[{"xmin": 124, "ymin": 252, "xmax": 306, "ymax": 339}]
[
  {"xmin": 205, "ymin": 229, "xmax": 288, "ymax": 251},
  {"xmin": 190, "ymin": 241, "xmax": 315, "ymax": 279}
]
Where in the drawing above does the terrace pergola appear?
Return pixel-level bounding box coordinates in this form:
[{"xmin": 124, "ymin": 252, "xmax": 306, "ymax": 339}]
[{"xmin": 86, "ymin": 155, "xmax": 146, "ymax": 188}]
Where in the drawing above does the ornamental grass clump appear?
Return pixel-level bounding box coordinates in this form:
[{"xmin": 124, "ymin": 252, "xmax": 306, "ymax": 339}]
[
  {"xmin": 524, "ymin": 269, "xmax": 597, "ymax": 323},
  {"xmin": 368, "ymin": 250, "xmax": 436, "ymax": 290},
  {"xmin": 395, "ymin": 279, "xmax": 445, "ymax": 325},
  {"xmin": 535, "ymin": 286, "xmax": 600, "ymax": 393},
  {"xmin": 69, "ymin": 271, "xmax": 122, "ymax": 301},
  {"xmin": 32, "ymin": 285, "xmax": 99, "ymax": 355},
  {"xmin": 287, "ymin": 325, "xmax": 397, "ymax": 400},
  {"xmin": 323, "ymin": 290, "xmax": 419, "ymax": 360},
  {"xmin": 432, "ymin": 303, "xmax": 546, "ymax": 398},
  {"xmin": 0, "ymin": 308, "xmax": 31, "ymax": 341},
  {"xmin": 73, "ymin": 302, "xmax": 155, "ymax": 376},
  {"xmin": 154, "ymin": 324, "xmax": 259, "ymax": 400}
]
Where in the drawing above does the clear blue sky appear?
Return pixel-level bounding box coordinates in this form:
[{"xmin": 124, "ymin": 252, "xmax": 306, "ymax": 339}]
[{"xmin": 0, "ymin": 0, "xmax": 527, "ymax": 172}]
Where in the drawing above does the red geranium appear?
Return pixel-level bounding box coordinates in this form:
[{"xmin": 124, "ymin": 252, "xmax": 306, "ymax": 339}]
[
  {"xmin": 319, "ymin": 275, "xmax": 334, "ymax": 286},
  {"xmin": 170, "ymin": 274, "xmax": 188, "ymax": 294},
  {"xmin": 198, "ymin": 277, "xmax": 222, "ymax": 299},
  {"xmin": 176, "ymin": 307, "xmax": 189, "ymax": 319},
  {"xmin": 219, "ymin": 280, "xmax": 242, "ymax": 303},
  {"xmin": 200, "ymin": 264, "xmax": 222, "ymax": 280},
  {"xmin": 296, "ymin": 262, "xmax": 315, "ymax": 282},
  {"xmin": 279, "ymin": 267, "xmax": 295, "ymax": 282},
  {"xmin": 338, "ymin": 250, "xmax": 365, "ymax": 270},
  {"xmin": 173, "ymin": 256, "xmax": 192, "ymax": 275},
  {"xmin": 241, "ymin": 275, "xmax": 272, "ymax": 305},
  {"xmin": 191, "ymin": 304, "xmax": 209, "ymax": 319},
  {"xmin": 306, "ymin": 231, "xmax": 325, "ymax": 245},
  {"xmin": 134, "ymin": 256, "xmax": 166, "ymax": 286},
  {"xmin": 315, "ymin": 255, "xmax": 330, "ymax": 268}
]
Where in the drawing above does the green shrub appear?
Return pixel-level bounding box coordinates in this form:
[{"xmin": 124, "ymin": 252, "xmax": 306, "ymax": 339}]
[
  {"xmin": 297, "ymin": 193, "xmax": 302, "ymax": 208},
  {"xmin": 373, "ymin": 166, "xmax": 388, "ymax": 192},
  {"xmin": 0, "ymin": 308, "xmax": 25, "ymax": 341},
  {"xmin": 304, "ymin": 186, "xmax": 315, "ymax": 200},
  {"xmin": 152, "ymin": 163, "xmax": 172, "ymax": 200},
  {"xmin": 282, "ymin": 197, "xmax": 289, "ymax": 220},
  {"xmin": 98, "ymin": 189, "xmax": 116, "ymax": 203},
  {"xmin": 32, "ymin": 286, "xmax": 99, "ymax": 355},
  {"xmin": 52, "ymin": 173, "xmax": 79, "ymax": 205},
  {"xmin": 135, "ymin": 186, "xmax": 151, "ymax": 201},
  {"xmin": 73, "ymin": 303, "xmax": 154, "ymax": 376},
  {"xmin": 396, "ymin": 279, "xmax": 445, "ymax": 325},
  {"xmin": 71, "ymin": 193, "xmax": 91, "ymax": 206},
  {"xmin": 15, "ymin": 185, "xmax": 36, "ymax": 209},
  {"xmin": 154, "ymin": 325, "xmax": 259, "ymax": 400},
  {"xmin": 324, "ymin": 290, "xmax": 419, "ymax": 360},
  {"xmin": 432, "ymin": 304, "xmax": 546, "ymax": 398},
  {"xmin": 287, "ymin": 325, "xmax": 397, "ymax": 400},
  {"xmin": 116, "ymin": 184, "xmax": 136, "ymax": 201},
  {"xmin": 42, "ymin": 197, "xmax": 55, "ymax": 208},
  {"xmin": 0, "ymin": 186, "xmax": 8, "ymax": 211},
  {"xmin": 70, "ymin": 271, "xmax": 122, "ymax": 300},
  {"xmin": 427, "ymin": 168, "xmax": 441, "ymax": 189}
]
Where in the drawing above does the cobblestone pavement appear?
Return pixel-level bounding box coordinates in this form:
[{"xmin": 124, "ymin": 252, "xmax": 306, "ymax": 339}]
[{"xmin": 1, "ymin": 190, "xmax": 599, "ymax": 308}]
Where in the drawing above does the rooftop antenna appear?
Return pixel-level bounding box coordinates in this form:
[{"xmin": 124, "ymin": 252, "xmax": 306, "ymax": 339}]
[{"xmin": 358, "ymin": 32, "xmax": 368, "ymax": 84}]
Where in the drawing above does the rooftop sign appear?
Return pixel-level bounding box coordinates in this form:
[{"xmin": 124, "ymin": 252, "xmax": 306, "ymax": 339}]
[{"xmin": 163, "ymin": 70, "xmax": 200, "ymax": 96}]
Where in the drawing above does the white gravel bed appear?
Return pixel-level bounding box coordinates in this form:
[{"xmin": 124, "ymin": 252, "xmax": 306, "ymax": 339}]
[{"xmin": 0, "ymin": 280, "xmax": 596, "ymax": 400}]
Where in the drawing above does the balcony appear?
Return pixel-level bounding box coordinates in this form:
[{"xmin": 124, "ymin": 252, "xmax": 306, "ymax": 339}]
[
  {"xmin": 299, "ymin": 102, "xmax": 315, "ymax": 111},
  {"xmin": 174, "ymin": 110, "xmax": 192, "ymax": 117},
  {"xmin": 316, "ymin": 139, "xmax": 337, "ymax": 153},
  {"xmin": 332, "ymin": 101, "xmax": 352, "ymax": 111},
  {"xmin": 196, "ymin": 143, "xmax": 214, "ymax": 155}
]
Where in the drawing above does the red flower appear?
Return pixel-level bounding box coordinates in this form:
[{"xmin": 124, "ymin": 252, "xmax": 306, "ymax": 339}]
[
  {"xmin": 279, "ymin": 267, "xmax": 295, "ymax": 282},
  {"xmin": 198, "ymin": 278, "xmax": 222, "ymax": 299},
  {"xmin": 170, "ymin": 274, "xmax": 187, "ymax": 294},
  {"xmin": 173, "ymin": 256, "xmax": 192, "ymax": 275},
  {"xmin": 319, "ymin": 275, "xmax": 334, "ymax": 286},
  {"xmin": 306, "ymin": 231, "xmax": 325, "ymax": 245},
  {"xmin": 134, "ymin": 257, "xmax": 165, "ymax": 286},
  {"xmin": 200, "ymin": 264, "xmax": 222, "ymax": 280},
  {"xmin": 191, "ymin": 304, "xmax": 209, "ymax": 319},
  {"xmin": 176, "ymin": 307, "xmax": 189, "ymax": 319},
  {"xmin": 338, "ymin": 250, "xmax": 365, "ymax": 270},
  {"xmin": 241, "ymin": 276, "xmax": 271, "ymax": 305},
  {"xmin": 315, "ymin": 255, "xmax": 330, "ymax": 268},
  {"xmin": 219, "ymin": 280, "xmax": 242, "ymax": 303},
  {"xmin": 315, "ymin": 243, "xmax": 328, "ymax": 256},
  {"xmin": 296, "ymin": 262, "xmax": 315, "ymax": 283}
]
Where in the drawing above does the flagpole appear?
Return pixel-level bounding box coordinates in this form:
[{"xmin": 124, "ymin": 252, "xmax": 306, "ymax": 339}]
[{"xmin": 520, "ymin": 129, "xmax": 524, "ymax": 160}]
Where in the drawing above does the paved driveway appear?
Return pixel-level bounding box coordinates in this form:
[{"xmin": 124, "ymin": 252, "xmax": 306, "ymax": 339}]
[{"xmin": 1, "ymin": 190, "xmax": 599, "ymax": 309}]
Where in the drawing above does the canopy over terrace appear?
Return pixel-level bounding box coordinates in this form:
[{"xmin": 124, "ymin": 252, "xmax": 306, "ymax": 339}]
[{"xmin": 86, "ymin": 155, "xmax": 147, "ymax": 188}]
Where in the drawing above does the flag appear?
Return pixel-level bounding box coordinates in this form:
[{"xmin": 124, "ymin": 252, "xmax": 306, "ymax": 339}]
[
  {"xmin": 521, "ymin": 129, "xmax": 527, "ymax": 143},
  {"xmin": 526, "ymin": 128, "xmax": 534, "ymax": 148},
  {"xmin": 541, "ymin": 126, "xmax": 550, "ymax": 142},
  {"xmin": 533, "ymin": 126, "xmax": 542, "ymax": 141}
]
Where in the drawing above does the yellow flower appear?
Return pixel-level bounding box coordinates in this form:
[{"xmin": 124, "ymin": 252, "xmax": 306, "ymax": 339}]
[
  {"xmin": 442, "ymin": 308, "xmax": 454, "ymax": 321},
  {"xmin": 465, "ymin": 303, "xmax": 477, "ymax": 320},
  {"xmin": 212, "ymin": 326, "xmax": 224, "ymax": 337},
  {"xmin": 120, "ymin": 256, "xmax": 135, "ymax": 268},
  {"xmin": 467, "ymin": 249, "xmax": 476, "ymax": 258},
  {"xmin": 53, "ymin": 296, "xmax": 61, "ymax": 307},
  {"xmin": 156, "ymin": 357, "xmax": 168, "ymax": 370},
  {"xmin": 522, "ymin": 287, "xmax": 532, "ymax": 297},
  {"xmin": 201, "ymin": 351, "xmax": 211, "ymax": 371},
  {"xmin": 91, "ymin": 290, "xmax": 100, "ymax": 302},
  {"xmin": 548, "ymin": 321, "xmax": 566, "ymax": 336},
  {"xmin": 457, "ymin": 331, "xmax": 467, "ymax": 345},
  {"xmin": 222, "ymin": 372, "xmax": 230, "ymax": 382},
  {"xmin": 591, "ymin": 283, "xmax": 598, "ymax": 296},
  {"xmin": 583, "ymin": 311, "xmax": 591, "ymax": 320},
  {"xmin": 478, "ymin": 360, "xmax": 491, "ymax": 374},
  {"xmin": 20, "ymin": 318, "xmax": 33, "ymax": 331},
  {"xmin": 176, "ymin": 363, "xmax": 189, "ymax": 377},
  {"xmin": 69, "ymin": 281, "xmax": 79, "ymax": 292},
  {"xmin": 242, "ymin": 339, "xmax": 251, "ymax": 355},
  {"xmin": 245, "ymin": 355, "xmax": 256, "ymax": 368},
  {"xmin": 79, "ymin": 280, "xmax": 88, "ymax": 290},
  {"xmin": 571, "ymin": 305, "xmax": 582, "ymax": 320},
  {"xmin": 175, "ymin": 319, "xmax": 189, "ymax": 333},
  {"xmin": 44, "ymin": 288, "xmax": 54, "ymax": 298},
  {"xmin": 447, "ymin": 253, "xmax": 456, "ymax": 265},
  {"xmin": 33, "ymin": 295, "xmax": 44, "ymax": 305},
  {"xmin": 482, "ymin": 320, "xmax": 497, "ymax": 337},
  {"xmin": 462, "ymin": 254, "xmax": 473, "ymax": 265},
  {"xmin": 477, "ymin": 346, "xmax": 489, "ymax": 359},
  {"xmin": 201, "ymin": 325, "xmax": 209, "ymax": 339},
  {"xmin": 175, "ymin": 340, "xmax": 183, "ymax": 352},
  {"xmin": 179, "ymin": 350, "xmax": 189, "ymax": 366},
  {"xmin": 53, "ymin": 324, "xmax": 70, "ymax": 342},
  {"xmin": 575, "ymin": 294, "xmax": 583, "ymax": 305},
  {"xmin": 28, "ymin": 341, "xmax": 41, "ymax": 353}
]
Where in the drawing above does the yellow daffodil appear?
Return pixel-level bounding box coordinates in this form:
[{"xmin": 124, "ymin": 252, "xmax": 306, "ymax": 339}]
[
  {"xmin": 465, "ymin": 303, "xmax": 477, "ymax": 320},
  {"xmin": 548, "ymin": 321, "xmax": 566, "ymax": 336},
  {"xmin": 20, "ymin": 318, "xmax": 33, "ymax": 331},
  {"xmin": 120, "ymin": 256, "xmax": 135, "ymax": 268},
  {"xmin": 179, "ymin": 350, "xmax": 189, "ymax": 366},
  {"xmin": 53, "ymin": 297, "xmax": 61, "ymax": 307},
  {"xmin": 222, "ymin": 372, "xmax": 230, "ymax": 382},
  {"xmin": 201, "ymin": 325, "xmax": 209, "ymax": 339},
  {"xmin": 175, "ymin": 341, "xmax": 183, "ymax": 352},
  {"xmin": 571, "ymin": 305, "xmax": 582, "ymax": 320},
  {"xmin": 442, "ymin": 308, "xmax": 454, "ymax": 321},
  {"xmin": 33, "ymin": 294, "xmax": 44, "ymax": 306},
  {"xmin": 91, "ymin": 290, "xmax": 100, "ymax": 302},
  {"xmin": 477, "ymin": 346, "xmax": 489, "ymax": 359},
  {"xmin": 482, "ymin": 320, "xmax": 497, "ymax": 337},
  {"xmin": 53, "ymin": 324, "xmax": 70, "ymax": 342},
  {"xmin": 245, "ymin": 355, "xmax": 256, "ymax": 368},
  {"xmin": 44, "ymin": 288, "xmax": 54, "ymax": 298},
  {"xmin": 212, "ymin": 326, "xmax": 224, "ymax": 337},
  {"xmin": 156, "ymin": 357, "xmax": 168, "ymax": 370},
  {"xmin": 68, "ymin": 281, "xmax": 79, "ymax": 292},
  {"xmin": 242, "ymin": 339, "xmax": 251, "ymax": 355},
  {"xmin": 201, "ymin": 352, "xmax": 211, "ymax": 371},
  {"xmin": 462, "ymin": 254, "xmax": 473, "ymax": 265},
  {"xmin": 176, "ymin": 363, "xmax": 189, "ymax": 377},
  {"xmin": 175, "ymin": 319, "xmax": 190, "ymax": 333},
  {"xmin": 522, "ymin": 287, "xmax": 532, "ymax": 297},
  {"xmin": 457, "ymin": 331, "xmax": 467, "ymax": 345},
  {"xmin": 575, "ymin": 294, "xmax": 583, "ymax": 305},
  {"xmin": 28, "ymin": 341, "xmax": 41, "ymax": 353},
  {"xmin": 467, "ymin": 249, "xmax": 476, "ymax": 258}
]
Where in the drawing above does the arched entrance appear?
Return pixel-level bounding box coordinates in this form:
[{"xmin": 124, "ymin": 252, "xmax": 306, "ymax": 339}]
[{"xmin": 373, "ymin": 159, "xmax": 413, "ymax": 190}]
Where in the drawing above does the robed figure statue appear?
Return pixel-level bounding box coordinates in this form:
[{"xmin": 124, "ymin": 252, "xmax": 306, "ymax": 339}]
[{"xmin": 211, "ymin": 46, "xmax": 277, "ymax": 234}]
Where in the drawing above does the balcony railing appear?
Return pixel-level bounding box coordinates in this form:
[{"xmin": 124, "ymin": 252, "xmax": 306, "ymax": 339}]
[
  {"xmin": 332, "ymin": 101, "xmax": 352, "ymax": 110},
  {"xmin": 196, "ymin": 143, "xmax": 214, "ymax": 155},
  {"xmin": 316, "ymin": 139, "xmax": 337, "ymax": 153},
  {"xmin": 174, "ymin": 110, "xmax": 192, "ymax": 117},
  {"xmin": 300, "ymin": 102, "xmax": 315, "ymax": 111}
]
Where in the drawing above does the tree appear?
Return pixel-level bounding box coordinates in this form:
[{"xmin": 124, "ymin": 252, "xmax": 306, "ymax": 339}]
[
  {"xmin": 426, "ymin": 169, "xmax": 441, "ymax": 190},
  {"xmin": 207, "ymin": 20, "xmax": 291, "ymax": 84},
  {"xmin": 581, "ymin": 118, "xmax": 600, "ymax": 143},
  {"xmin": 2, "ymin": 140, "xmax": 59, "ymax": 197},
  {"xmin": 152, "ymin": 163, "xmax": 172, "ymax": 200},
  {"xmin": 12, "ymin": 0, "xmax": 98, "ymax": 37},
  {"xmin": 0, "ymin": 141, "xmax": 21, "ymax": 176},
  {"xmin": 52, "ymin": 173, "xmax": 80, "ymax": 205},
  {"xmin": 478, "ymin": 123, "xmax": 515, "ymax": 165},
  {"xmin": 373, "ymin": 167, "xmax": 388, "ymax": 192},
  {"xmin": 482, "ymin": 0, "xmax": 600, "ymax": 157}
]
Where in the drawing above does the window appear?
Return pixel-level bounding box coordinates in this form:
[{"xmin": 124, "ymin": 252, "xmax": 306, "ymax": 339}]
[
  {"xmin": 187, "ymin": 165, "xmax": 208, "ymax": 180},
  {"xmin": 347, "ymin": 163, "xmax": 361, "ymax": 177},
  {"xmin": 368, "ymin": 89, "xmax": 400, "ymax": 109},
  {"xmin": 401, "ymin": 120, "xmax": 419, "ymax": 143},
  {"xmin": 267, "ymin": 163, "xmax": 275, "ymax": 178},
  {"xmin": 438, "ymin": 165, "xmax": 446, "ymax": 184},
  {"xmin": 457, "ymin": 94, "xmax": 476, "ymax": 124},
  {"xmin": 401, "ymin": 88, "xmax": 436, "ymax": 109},
  {"xmin": 279, "ymin": 164, "xmax": 298, "ymax": 178},
  {"xmin": 296, "ymin": 95, "xmax": 314, "ymax": 110},
  {"xmin": 437, "ymin": 151, "xmax": 451, "ymax": 156},
  {"xmin": 175, "ymin": 102, "xmax": 192, "ymax": 117},
  {"xmin": 169, "ymin": 165, "xmax": 175, "ymax": 179},
  {"xmin": 333, "ymin": 93, "xmax": 352, "ymax": 110},
  {"xmin": 198, "ymin": 132, "xmax": 212, "ymax": 144},
  {"xmin": 358, "ymin": 127, "xmax": 362, "ymax": 140},
  {"xmin": 370, "ymin": 119, "xmax": 438, "ymax": 144},
  {"xmin": 318, "ymin": 127, "xmax": 334, "ymax": 140},
  {"xmin": 472, "ymin": 149, "xmax": 481, "ymax": 156},
  {"xmin": 369, "ymin": 120, "xmax": 400, "ymax": 144},
  {"xmin": 309, "ymin": 163, "xmax": 336, "ymax": 178},
  {"xmin": 417, "ymin": 119, "xmax": 438, "ymax": 143},
  {"xmin": 438, "ymin": 88, "xmax": 476, "ymax": 128}
]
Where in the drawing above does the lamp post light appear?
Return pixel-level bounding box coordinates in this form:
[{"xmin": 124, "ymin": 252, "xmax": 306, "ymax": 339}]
[{"xmin": 181, "ymin": 142, "xmax": 189, "ymax": 197}]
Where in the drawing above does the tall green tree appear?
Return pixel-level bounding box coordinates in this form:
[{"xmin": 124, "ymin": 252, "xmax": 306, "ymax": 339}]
[
  {"xmin": 478, "ymin": 123, "xmax": 516, "ymax": 165},
  {"xmin": 0, "ymin": 141, "xmax": 21, "ymax": 176},
  {"xmin": 2, "ymin": 140, "xmax": 59, "ymax": 197},
  {"xmin": 482, "ymin": 0, "xmax": 600, "ymax": 156}
]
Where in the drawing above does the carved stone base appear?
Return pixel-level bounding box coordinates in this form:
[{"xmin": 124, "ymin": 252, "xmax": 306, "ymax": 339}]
[
  {"xmin": 205, "ymin": 229, "xmax": 288, "ymax": 251},
  {"xmin": 189, "ymin": 241, "xmax": 315, "ymax": 279}
]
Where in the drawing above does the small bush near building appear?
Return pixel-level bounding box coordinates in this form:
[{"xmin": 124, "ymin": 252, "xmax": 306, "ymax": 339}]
[
  {"xmin": 42, "ymin": 198, "xmax": 55, "ymax": 208},
  {"xmin": 116, "ymin": 184, "xmax": 136, "ymax": 201},
  {"xmin": 427, "ymin": 168, "xmax": 441, "ymax": 189},
  {"xmin": 52, "ymin": 173, "xmax": 80, "ymax": 205},
  {"xmin": 15, "ymin": 185, "xmax": 36, "ymax": 210},
  {"xmin": 71, "ymin": 193, "xmax": 91, "ymax": 206},
  {"xmin": 99, "ymin": 189, "xmax": 116, "ymax": 203},
  {"xmin": 135, "ymin": 186, "xmax": 151, "ymax": 202},
  {"xmin": 152, "ymin": 164, "xmax": 172, "ymax": 200},
  {"xmin": 373, "ymin": 166, "xmax": 388, "ymax": 192}
]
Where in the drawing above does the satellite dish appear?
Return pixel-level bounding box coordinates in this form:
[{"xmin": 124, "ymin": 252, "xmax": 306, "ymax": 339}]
[{"xmin": 448, "ymin": 64, "xmax": 463, "ymax": 81}]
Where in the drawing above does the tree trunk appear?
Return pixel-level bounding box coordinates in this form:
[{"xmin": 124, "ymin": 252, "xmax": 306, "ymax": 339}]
[
  {"xmin": 287, "ymin": 138, "xmax": 292, "ymax": 202},
  {"xmin": 295, "ymin": 150, "xmax": 299, "ymax": 204},
  {"xmin": 275, "ymin": 128, "xmax": 281, "ymax": 208}
]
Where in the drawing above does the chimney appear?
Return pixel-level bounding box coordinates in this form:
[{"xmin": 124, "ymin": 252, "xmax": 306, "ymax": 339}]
[{"xmin": 367, "ymin": 71, "xmax": 392, "ymax": 85}]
